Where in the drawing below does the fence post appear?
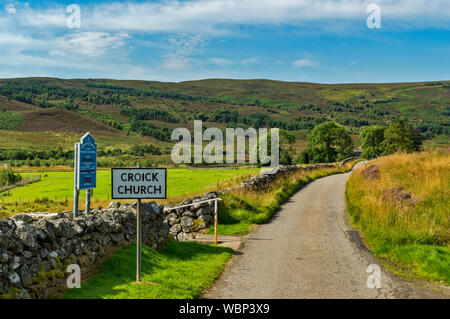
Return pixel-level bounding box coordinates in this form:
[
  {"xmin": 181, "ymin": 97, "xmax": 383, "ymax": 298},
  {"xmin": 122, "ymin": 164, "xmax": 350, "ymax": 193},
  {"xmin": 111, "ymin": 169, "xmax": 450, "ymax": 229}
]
[{"xmin": 214, "ymin": 199, "xmax": 218, "ymax": 245}]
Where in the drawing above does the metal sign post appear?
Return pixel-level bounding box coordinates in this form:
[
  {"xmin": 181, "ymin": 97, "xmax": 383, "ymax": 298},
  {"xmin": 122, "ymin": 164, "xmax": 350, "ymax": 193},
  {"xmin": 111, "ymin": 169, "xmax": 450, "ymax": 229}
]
[
  {"xmin": 74, "ymin": 133, "xmax": 97, "ymax": 218},
  {"xmin": 85, "ymin": 189, "xmax": 92, "ymax": 215},
  {"xmin": 111, "ymin": 167, "xmax": 167, "ymax": 283},
  {"xmin": 73, "ymin": 143, "xmax": 79, "ymax": 219}
]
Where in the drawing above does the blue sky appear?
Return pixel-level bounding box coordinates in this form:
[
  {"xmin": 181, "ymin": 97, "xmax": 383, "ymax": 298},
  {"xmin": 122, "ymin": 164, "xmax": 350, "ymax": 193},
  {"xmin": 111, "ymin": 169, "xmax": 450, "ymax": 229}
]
[{"xmin": 0, "ymin": 0, "xmax": 449, "ymax": 83}]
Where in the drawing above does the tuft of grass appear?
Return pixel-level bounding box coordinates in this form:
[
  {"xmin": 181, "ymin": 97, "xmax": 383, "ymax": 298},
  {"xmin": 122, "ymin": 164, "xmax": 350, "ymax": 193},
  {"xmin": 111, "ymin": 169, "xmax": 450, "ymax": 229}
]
[
  {"xmin": 63, "ymin": 241, "xmax": 232, "ymax": 299},
  {"xmin": 346, "ymin": 150, "xmax": 450, "ymax": 284},
  {"xmin": 210, "ymin": 161, "xmax": 360, "ymax": 235}
]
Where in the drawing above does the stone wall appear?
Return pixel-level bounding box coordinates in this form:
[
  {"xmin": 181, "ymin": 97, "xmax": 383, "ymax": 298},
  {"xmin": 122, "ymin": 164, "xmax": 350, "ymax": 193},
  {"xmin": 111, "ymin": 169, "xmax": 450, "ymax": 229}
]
[
  {"xmin": 164, "ymin": 192, "xmax": 218, "ymax": 241},
  {"xmin": 0, "ymin": 202, "xmax": 169, "ymax": 299}
]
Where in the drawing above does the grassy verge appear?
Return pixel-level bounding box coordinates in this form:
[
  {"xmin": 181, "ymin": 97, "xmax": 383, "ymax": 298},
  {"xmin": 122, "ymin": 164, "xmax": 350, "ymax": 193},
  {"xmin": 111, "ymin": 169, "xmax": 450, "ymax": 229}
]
[
  {"xmin": 210, "ymin": 161, "xmax": 361, "ymax": 236},
  {"xmin": 63, "ymin": 241, "xmax": 232, "ymax": 299},
  {"xmin": 346, "ymin": 151, "xmax": 449, "ymax": 284}
]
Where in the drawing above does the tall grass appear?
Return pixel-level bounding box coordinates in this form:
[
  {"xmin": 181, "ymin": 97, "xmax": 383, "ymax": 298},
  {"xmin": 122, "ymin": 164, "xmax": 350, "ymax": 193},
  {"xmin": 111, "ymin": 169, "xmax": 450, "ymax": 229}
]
[{"xmin": 346, "ymin": 150, "xmax": 450, "ymax": 283}]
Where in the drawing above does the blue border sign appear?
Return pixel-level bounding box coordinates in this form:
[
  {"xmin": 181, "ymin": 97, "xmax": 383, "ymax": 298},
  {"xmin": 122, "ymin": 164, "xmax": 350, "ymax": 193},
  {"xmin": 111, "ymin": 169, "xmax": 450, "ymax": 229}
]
[{"xmin": 76, "ymin": 132, "xmax": 97, "ymax": 190}]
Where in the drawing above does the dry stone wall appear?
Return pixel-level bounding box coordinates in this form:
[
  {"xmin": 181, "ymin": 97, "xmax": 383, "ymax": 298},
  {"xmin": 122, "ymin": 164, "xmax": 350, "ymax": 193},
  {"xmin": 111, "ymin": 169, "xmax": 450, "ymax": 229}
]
[{"xmin": 0, "ymin": 202, "xmax": 169, "ymax": 299}]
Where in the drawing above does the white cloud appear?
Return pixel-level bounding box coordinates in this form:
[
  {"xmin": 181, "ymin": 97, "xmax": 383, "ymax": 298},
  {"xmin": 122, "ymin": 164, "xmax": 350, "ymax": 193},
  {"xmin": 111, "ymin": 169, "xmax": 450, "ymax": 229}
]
[
  {"xmin": 241, "ymin": 57, "xmax": 259, "ymax": 65},
  {"xmin": 161, "ymin": 55, "xmax": 193, "ymax": 70},
  {"xmin": 2, "ymin": 1, "xmax": 449, "ymax": 33},
  {"xmin": 62, "ymin": 32, "xmax": 129, "ymax": 57},
  {"xmin": 210, "ymin": 57, "xmax": 234, "ymax": 66},
  {"xmin": 293, "ymin": 59, "xmax": 319, "ymax": 68},
  {"xmin": 5, "ymin": 3, "xmax": 16, "ymax": 14}
]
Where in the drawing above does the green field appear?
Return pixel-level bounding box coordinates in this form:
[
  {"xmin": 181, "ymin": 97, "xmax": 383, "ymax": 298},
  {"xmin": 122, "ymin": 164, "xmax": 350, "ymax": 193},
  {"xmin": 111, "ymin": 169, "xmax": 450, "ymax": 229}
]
[
  {"xmin": 63, "ymin": 242, "xmax": 232, "ymax": 299},
  {"xmin": 0, "ymin": 167, "xmax": 258, "ymax": 217}
]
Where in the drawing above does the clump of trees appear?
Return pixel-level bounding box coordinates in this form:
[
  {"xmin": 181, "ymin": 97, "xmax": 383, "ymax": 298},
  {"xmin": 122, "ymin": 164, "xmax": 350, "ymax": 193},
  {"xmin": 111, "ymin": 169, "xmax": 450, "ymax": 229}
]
[
  {"xmin": 360, "ymin": 120, "xmax": 422, "ymax": 158},
  {"xmin": 120, "ymin": 108, "xmax": 178, "ymax": 123},
  {"xmin": 298, "ymin": 122, "xmax": 354, "ymax": 163},
  {"xmin": 0, "ymin": 168, "xmax": 22, "ymax": 186}
]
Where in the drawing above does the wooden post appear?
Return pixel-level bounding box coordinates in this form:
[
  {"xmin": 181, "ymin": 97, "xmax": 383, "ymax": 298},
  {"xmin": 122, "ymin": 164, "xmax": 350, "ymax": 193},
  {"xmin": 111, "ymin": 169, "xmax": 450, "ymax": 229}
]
[
  {"xmin": 136, "ymin": 163, "xmax": 142, "ymax": 283},
  {"xmin": 214, "ymin": 199, "xmax": 218, "ymax": 245}
]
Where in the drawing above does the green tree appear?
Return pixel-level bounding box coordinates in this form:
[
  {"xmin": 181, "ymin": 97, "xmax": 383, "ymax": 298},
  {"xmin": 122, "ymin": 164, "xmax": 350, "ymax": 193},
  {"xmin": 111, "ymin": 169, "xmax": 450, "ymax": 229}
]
[
  {"xmin": 360, "ymin": 125, "xmax": 386, "ymax": 158},
  {"xmin": 307, "ymin": 122, "xmax": 354, "ymax": 163},
  {"xmin": 296, "ymin": 148, "xmax": 314, "ymax": 164},
  {"xmin": 382, "ymin": 120, "xmax": 422, "ymax": 155},
  {"xmin": 279, "ymin": 130, "xmax": 297, "ymax": 165},
  {"xmin": 254, "ymin": 129, "xmax": 297, "ymax": 165},
  {"xmin": 0, "ymin": 167, "xmax": 22, "ymax": 186}
]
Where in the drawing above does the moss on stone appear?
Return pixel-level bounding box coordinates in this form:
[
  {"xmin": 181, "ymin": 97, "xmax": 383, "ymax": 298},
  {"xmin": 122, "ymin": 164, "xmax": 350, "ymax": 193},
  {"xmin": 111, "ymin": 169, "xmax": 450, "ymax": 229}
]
[
  {"xmin": 0, "ymin": 287, "xmax": 21, "ymax": 299},
  {"xmin": 54, "ymin": 257, "xmax": 63, "ymax": 269}
]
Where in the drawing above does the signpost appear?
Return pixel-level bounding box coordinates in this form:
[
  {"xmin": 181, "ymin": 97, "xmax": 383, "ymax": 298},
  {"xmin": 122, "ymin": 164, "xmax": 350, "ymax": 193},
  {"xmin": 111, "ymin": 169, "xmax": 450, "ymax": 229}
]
[
  {"xmin": 111, "ymin": 167, "xmax": 167, "ymax": 282},
  {"xmin": 73, "ymin": 133, "xmax": 97, "ymax": 218}
]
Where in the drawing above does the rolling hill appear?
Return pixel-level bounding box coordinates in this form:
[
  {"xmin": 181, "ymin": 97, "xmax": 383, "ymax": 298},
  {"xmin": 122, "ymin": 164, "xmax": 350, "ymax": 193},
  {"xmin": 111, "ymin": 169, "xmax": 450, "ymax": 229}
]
[{"xmin": 0, "ymin": 77, "xmax": 448, "ymax": 165}]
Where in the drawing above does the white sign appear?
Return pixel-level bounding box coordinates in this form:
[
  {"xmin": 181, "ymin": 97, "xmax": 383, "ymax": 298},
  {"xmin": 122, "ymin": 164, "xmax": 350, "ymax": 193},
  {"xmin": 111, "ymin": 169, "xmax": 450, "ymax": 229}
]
[{"xmin": 111, "ymin": 168, "xmax": 167, "ymax": 199}]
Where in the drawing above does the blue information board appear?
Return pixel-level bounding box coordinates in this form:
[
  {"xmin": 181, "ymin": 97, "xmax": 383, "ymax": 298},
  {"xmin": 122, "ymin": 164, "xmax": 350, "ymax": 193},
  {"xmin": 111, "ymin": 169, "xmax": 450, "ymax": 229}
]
[{"xmin": 76, "ymin": 133, "xmax": 97, "ymax": 190}]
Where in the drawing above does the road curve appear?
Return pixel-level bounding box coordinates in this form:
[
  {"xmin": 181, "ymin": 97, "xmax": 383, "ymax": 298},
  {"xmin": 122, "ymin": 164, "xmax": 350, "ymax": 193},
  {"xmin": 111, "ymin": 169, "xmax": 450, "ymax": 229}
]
[{"xmin": 204, "ymin": 168, "xmax": 449, "ymax": 299}]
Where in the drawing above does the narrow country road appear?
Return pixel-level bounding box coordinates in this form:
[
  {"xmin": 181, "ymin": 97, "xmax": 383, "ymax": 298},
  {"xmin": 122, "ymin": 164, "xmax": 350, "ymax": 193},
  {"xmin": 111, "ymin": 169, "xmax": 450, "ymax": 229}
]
[{"xmin": 205, "ymin": 167, "xmax": 449, "ymax": 299}]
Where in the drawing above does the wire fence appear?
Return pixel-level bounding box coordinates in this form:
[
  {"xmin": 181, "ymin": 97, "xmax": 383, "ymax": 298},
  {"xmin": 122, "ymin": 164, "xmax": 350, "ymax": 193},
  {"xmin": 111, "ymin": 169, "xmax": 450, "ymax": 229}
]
[{"xmin": 0, "ymin": 174, "xmax": 41, "ymax": 194}]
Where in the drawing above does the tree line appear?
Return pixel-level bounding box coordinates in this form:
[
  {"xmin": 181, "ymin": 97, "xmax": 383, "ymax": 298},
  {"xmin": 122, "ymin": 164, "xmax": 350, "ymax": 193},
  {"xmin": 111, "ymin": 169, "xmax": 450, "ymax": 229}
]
[{"xmin": 297, "ymin": 120, "xmax": 423, "ymax": 164}]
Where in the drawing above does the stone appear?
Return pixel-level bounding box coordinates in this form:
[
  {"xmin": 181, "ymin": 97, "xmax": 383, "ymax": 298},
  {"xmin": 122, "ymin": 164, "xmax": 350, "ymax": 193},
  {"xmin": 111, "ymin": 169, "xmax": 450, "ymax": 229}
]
[
  {"xmin": 180, "ymin": 217, "xmax": 194, "ymax": 229},
  {"xmin": 8, "ymin": 272, "xmax": 21, "ymax": 286},
  {"xmin": 182, "ymin": 211, "xmax": 195, "ymax": 218},
  {"xmin": 12, "ymin": 255, "xmax": 21, "ymax": 270},
  {"xmin": 166, "ymin": 213, "xmax": 178, "ymax": 226},
  {"xmin": 49, "ymin": 251, "xmax": 58, "ymax": 258},
  {"xmin": 11, "ymin": 214, "xmax": 33, "ymax": 223},
  {"xmin": 0, "ymin": 249, "xmax": 11, "ymax": 263},
  {"xmin": 170, "ymin": 224, "xmax": 182, "ymax": 235},
  {"xmin": 21, "ymin": 251, "xmax": 33, "ymax": 259},
  {"xmin": 108, "ymin": 202, "xmax": 121, "ymax": 210},
  {"xmin": 18, "ymin": 265, "xmax": 31, "ymax": 287},
  {"xmin": 177, "ymin": 232, "xmax": 195, "ymax": 241},
  {"xmin": 15, "ymin": 224, "xmax": 38, "ymax": 249}
]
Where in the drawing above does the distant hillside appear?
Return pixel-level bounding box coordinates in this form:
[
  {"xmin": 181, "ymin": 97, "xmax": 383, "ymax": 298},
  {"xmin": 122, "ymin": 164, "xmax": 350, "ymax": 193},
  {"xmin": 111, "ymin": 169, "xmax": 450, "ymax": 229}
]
[{"xmin": 0, "ymin": 77, "xmax": 449, "ymax": 156}]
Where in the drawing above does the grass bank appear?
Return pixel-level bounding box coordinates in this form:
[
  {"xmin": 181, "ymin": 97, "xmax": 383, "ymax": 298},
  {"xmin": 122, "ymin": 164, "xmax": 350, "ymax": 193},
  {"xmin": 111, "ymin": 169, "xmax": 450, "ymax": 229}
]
[
  {"xmin": 346, "ymin": 151, "xmax": 449, "ymax": 284},
  {"xmin": 63, "ymin": 241, "xmax": 232, "ymax": 299},
  {"xmin": 210, "ymin": 161, "xmax": 360, "ymax": 235}
]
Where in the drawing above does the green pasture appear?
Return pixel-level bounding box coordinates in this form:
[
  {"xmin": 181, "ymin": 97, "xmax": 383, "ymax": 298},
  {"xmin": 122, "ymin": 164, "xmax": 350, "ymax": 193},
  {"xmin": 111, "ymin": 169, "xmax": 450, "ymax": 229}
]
[{"xmin": 0, "ymin": 167, "xmax": 258, "ymax": 217}]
